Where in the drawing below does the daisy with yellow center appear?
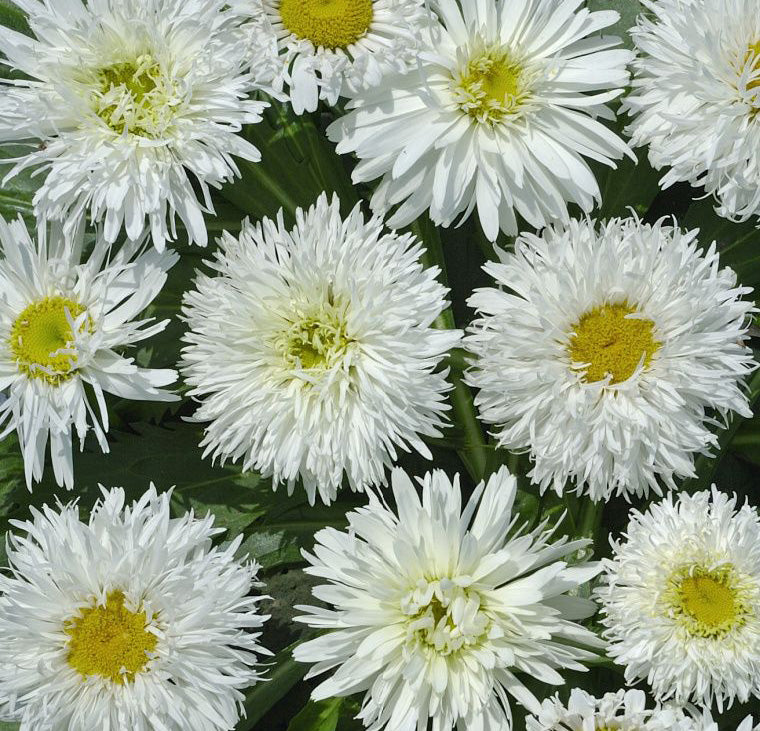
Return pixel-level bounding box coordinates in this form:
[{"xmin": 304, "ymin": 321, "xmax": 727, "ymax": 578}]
[
  {"xmin": 597, "ymin": 488, "xmax": 760, "ymax": 710},
  {"xmin": 328, "ymin": 0, "xmax": 633, "ymax": 241},
  {"xmin": 235, "ymin": 0, "xmax": 432, "ymax": 114},
  {"xmin": 464, "ymin": 216, "xmax": 755, "ymax": 501},
  {"xmin": 0, "ymin": 215, "xmax": 178, "ymax": 490},
  {"xmin": 0, "ymin": 485, "xmax": 270, "ymax": 730},
  {"xmin": 294, "ymin": 467, "xmax": 603, "ymax": 731}
]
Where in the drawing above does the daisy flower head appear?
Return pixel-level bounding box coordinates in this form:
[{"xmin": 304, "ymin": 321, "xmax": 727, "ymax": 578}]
[
  {"xmin": 526, "ymin": 688, "xmax": 699, "ymax": 731},
  {"xmin": 231, "ymin": 0, "xmax": 434, "ymax": 114},
  {"xmin": 294, "ymin": 466, "xmax": 603, "ymax": 731},
  {"xmin": 0, "ymin": 0, "xmax": 270, "ymax": 250},
  {"xmin": 624, "ymin": 0, "xmax": 760, "ymax": 224},
  {"xmin": 180, "ymin": 193, "xmax": 460, "ymax": 505},
  {"xmin": 0, "ymin": 484, "xmax": 269, "ymax": 730},
  {"xmin": 0, "ymin": 216, "xmax": 178, "ymax": 490},
  {"xmin": 464, "ymin": 216, "xmax": 756, "ymax": 501},
  {"xmin": 596, "ymin": 488, "xmax": 760, "ymax": 710},
  {"xmin": 327, "ymin": 0, "xmax": 633, "ymax": 242}
]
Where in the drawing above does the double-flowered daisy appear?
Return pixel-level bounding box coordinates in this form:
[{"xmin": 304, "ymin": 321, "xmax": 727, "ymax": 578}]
[
  {"xmin": 0, "ymin": 485, "xmax": 269, "ymax": 730},
  {"xmin": 0, "ymin": 0, "xmax": 269, "ymax": 250},
  {"xmin": 328, "ymin": 0, "xmax": 633, "ymax": 241},
  {"xmin": 233, "ymin": 0, "xmax": 433, "ymax": 114},
  {"xmin": 180, "ymin": 193, "xmax": 459, "ymax": 505},
  {"xmin": 294, "ymin": 466, "xmax": 603, "ymax": 731},
  {"xmin": 0, "ymin": 216, "xmax": 177, "ymax": 490},
  {"xmin": 625, "ymin": 0, "xmax": 760, "ymax": 224},
  {"xmin": 526, "ymin": 688, "xmax": 698, "ymax": 731},
  {"xmin": 596, "ymin": 488, "xmax": 760, "ymax": 710},
  {"xmin": 464, "ymin": 216, "xmax": 756, "ymax": 501}
]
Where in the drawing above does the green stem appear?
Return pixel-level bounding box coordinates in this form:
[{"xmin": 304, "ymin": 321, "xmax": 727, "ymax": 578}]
[{"xmin": 412, "ymin": 216, "xmax": 489, "ymax": 483}]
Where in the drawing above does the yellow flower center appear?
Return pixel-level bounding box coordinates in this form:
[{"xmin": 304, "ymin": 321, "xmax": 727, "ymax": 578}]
[
  {"xmin": 66, "ymin": 591, "xmax": 158, "ymax": 683},
  {"xmin": 9, "ymin": 296, "xmax": 87, "ymax": 385},
  {"xmin": 568, "ymin": 301, "xmax": 660, "ymax": 384},
  {"xmin": 454, "ymin": 48, "xmax": 527, "ymax": 125},
  {"xmin": 279, "ymin": 0, "xmax": 374, "ymax": 49},
  {"xmin": 667, "ymin": 565, "xmax": 748, "ymax": 639},
  {"xmin": 95, "ymin": 54, "xmax": 170, "ymax": 136}
]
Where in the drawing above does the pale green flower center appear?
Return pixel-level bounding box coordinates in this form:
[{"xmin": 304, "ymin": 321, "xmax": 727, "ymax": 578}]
[
  {"xmin": 94, "ymin": 54, "xmax": 176, "ymax": 137},
  {"xmin": 568, "ymin": 301, "xmax": 660, "ymax": 384},
  {"xmin": 666, "ymin": 564, "xmax": 749, "ymax": 638},
  {"xmin": 278, "ymin": 0, "xmax": 374, "ymax": 49},
  {"xmin": 9, "ymin": 296, "xmax": 87, "ymax": 385},
  {"xmin": 454, "ymin": 47, "xmax": 529, "ymax": 125},
  {"xmin": 402, "ymin": 580, "xmax": 491, "ymax": 657},
  {"xmin": 746, "ymin": 41, "xmax": 760, "ymax": 93},
  {"xmin": 65, "ymin": 591, "xmax": 157, "ymax": 683}
]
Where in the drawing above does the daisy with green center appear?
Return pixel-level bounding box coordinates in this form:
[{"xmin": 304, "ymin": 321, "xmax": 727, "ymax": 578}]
[
  {"xmin": 327, "ymin": 0, "xmax": 633, "ymax": 241},
  {"xmin": 624, "ymin": 0, "xmax": 760, "ymax": 223},
  {"xmin": 294, "ymin": 466, "xmax": 603, "ymax": 731},
  {"xmin": 0, "ymin": 485, "xmax": 270, "ymax": 730},
  {"xmin": 233, "ymin": 0, "xmax": 433, "ymax": 114},
  {"xmin": 180, "ymin": 193, "xmax": 459, "ymax": 505},
  {"xmin": 526, "ymin": 688, "xmax": 698, "ymax": 731},
  {"xmin": 596, "ymin": 488, "xmax": 760, "ymax": 710},
  {"xmin": 0, "ymin": 215, "xmax": 178, "ymax": 490},
  {"xmin": 464, "ymin": 216, "xmax": 756, "ymax": 501},
  {"xmin": 0, "ymin": 0, "xmax": 270, "ymax": 250}
]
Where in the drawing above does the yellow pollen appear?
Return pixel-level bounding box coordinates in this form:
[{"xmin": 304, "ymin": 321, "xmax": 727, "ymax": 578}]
[
  {"xmin": 455, "ymin": 49, "xmax": 526, "ymax": 124},
  {"xmin": 279, "ymin": 0, "xmax": 374, "ymax": 49},
  {"xmin": 568, "ymin": 301, "xmax": 659, "ymax": 384},
  {"xmin": 668, "ymin": 565, "xmax": 748, "ymax": 639},
  {"xmin": 10, "ymin": 296, "xmax": 87, "ymax": 385},
  {"xmin": 66, "ymin": 591, "xmax": 157, "ymax": 683}
]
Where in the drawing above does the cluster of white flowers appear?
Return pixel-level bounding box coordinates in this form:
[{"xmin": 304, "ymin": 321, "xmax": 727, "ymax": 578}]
[{"xmin": 0, "ymin": 0, "xmax": 758, "ymax": 729}]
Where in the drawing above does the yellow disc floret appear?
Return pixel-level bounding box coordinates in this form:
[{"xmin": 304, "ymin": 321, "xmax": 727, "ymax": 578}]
[
  {"xmin": 568, "ymin": 301, "xmax": 660, "ymax": 384},
  {"xmin": 279, "ymin": 0, "xmax": 374, "ymax": 49},
  {"xmin": 66, "ymin": 591, "xmax": 158, "ymax": 683},
  {"xmin": 666, "ymin": 564, "xmax": 748, "ymax": 639},
  {"xmin": 10, "ymin": 296, "xmax": 87, "ymax": 385},
  {"xmin": 454, "ymin": 48, "xmax": 527, "ymax": 125}
]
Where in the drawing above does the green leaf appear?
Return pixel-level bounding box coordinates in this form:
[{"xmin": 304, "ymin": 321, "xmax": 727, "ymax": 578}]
[
  {"xmin": 238, "ymin": 642, "xmax": 308, "ymax": 731},
  {"xmin": 0, "ymin": 0, "xmax": 31, "ymax": 35},
  {"xmin": 0, "ymin": 144, "xmax": 37, "ymax": 220},
  {"xmin": 287, "ymin": 698, "xmax": 343, "ymax": 731},
  {"xmin": 586, "ymin": 0, "xmax": 643, "ymax": 48}
]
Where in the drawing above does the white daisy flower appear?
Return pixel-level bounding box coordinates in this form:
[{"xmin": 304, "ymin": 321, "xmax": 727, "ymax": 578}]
[
  {"xmin": 696, "ymin": 710, "xmax": 760, "ymax": 731},
  {"xmin": 180, "ymin": 193, "xmax": 459, "ymax": 505},
  {"xmin": 327, "ymin": 0, "xmax": 633, "ymax": 241},
  {"xmin": 0, "ymin": 215, "xmax": 178, "ymax": 490},
  {"xmin": 0, "ymin": 0, "xmax": 270, "ymax": 250},
  {"xmin": 624, "ymin": 0, "xmax": 760, "ymax": 224},
  {"xmin": 526, "ymin": 688, "xmax": 698, "ymax": 731},
  {"xmin": 596, "ymin": 488, "xmax": 760, "ymax": 710},
  {"xmin": 0, "ymin": 484, "xmax": 269, "ymax": 730},
  {"xmin": 464, "ymin": 216, "xmax": 756, "ymax": 501},
  {"xmin": 232, "ymin": 0, "xmax": 434, "ymax": 114},
  {"xmin": 294, "ymin": 466, "xmax": 603, "ymax": 731}
]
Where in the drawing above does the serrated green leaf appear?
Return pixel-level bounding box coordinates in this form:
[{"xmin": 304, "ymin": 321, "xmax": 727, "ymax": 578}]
[{"xmin": 287, "ymin": 697, "xmax": 343, "ymax": 731}]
